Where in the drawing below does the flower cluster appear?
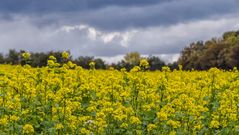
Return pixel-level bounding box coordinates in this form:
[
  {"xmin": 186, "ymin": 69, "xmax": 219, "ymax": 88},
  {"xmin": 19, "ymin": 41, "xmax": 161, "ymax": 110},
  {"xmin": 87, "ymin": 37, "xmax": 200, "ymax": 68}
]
[{"xmin": 0, "ymin": 55, "xmax": 239, "ymax": 134}]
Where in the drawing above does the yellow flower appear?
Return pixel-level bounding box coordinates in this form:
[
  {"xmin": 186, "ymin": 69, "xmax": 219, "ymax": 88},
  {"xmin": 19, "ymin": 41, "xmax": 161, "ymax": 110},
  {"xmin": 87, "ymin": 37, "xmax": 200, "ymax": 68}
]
[
  {"xmin": 55, "ymin": 123, "xmax": 64, "ymax": 130},
  {"xmin": 194, "ymin": 124, "xmax": 202, "ymax": 130},
  {"xmin": 130, "ymin": 66, "xmax": 141, "ymax": 72},
  {"xmin": 229, "ymin": 113, "xmax": 237, "ymax": 121},
  {"xmin": 210, "ymin": 120, "xmax": 220, "ymax": 129},
  {"xmin": 67, "ymin": 61, "xmax": 76, "ymax": 69},
  {"xmin": 169, "ymin": 130, "xmax": 176, "ymax": 135},
  {"xmin": 96, "ymin": 112, "xmax": 106, "ymax": 119},
  {"xmin": 147, "ymin": 124, "xmax": 157, "ymax": 132},
  {"xmin": 89, "ymin": 61, "xmax": 95, "ymax": 69},
  {"xmin": 120, "ymin": 123, "xmax": 128, "ymax": 128},
  {"xmin": 23, "ymin": 124, "xmax": 34, "ymax": 134},
  {"xmin": 130, "ymin": 116, "xmax": 142, "ymax": 125},
  {"xmin": 162, "ymin": 66, "xmax": 170, "ymax": 72},
  {"xmin": 167, "ymin": 120, "xmax": 180, "ymax": 129},
  {"xmin": 0, "ymin": 117, "xmax": 8, "ymax": 125},
  {"xmin": 48, "ymin": 55, "xmax": 56, "ymax": 61},
  {"xmin": 157, "ymin": 111, "xmax": 168, "ymax": 121},
  {"xmin": 22, "ymin": 52, "xmax": 31, "ymax": 60},
  {"xmin": 47, "ymin": 60, "xmax": 55, "ymax": 67},
  {"xmin": 10, "ymin": 115, "xmax": 19, "ymax": 122},
  {"xmin": 62, "ymin": 51, "xmax": 69, "ymax": 59},
  {"xmin": 140, "ymin": 59, "xmax": 149, "ymax": 69},
  {"xmin": 80, "ymin": 128, "xmax": 91, "ymax": 134}
]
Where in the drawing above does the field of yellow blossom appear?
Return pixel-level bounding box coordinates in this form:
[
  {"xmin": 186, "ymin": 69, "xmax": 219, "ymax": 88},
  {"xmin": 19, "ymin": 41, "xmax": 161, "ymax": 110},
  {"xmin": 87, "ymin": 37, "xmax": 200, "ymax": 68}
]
[{"xmin": 0, "ymin": 53, "xmax": 239, "ymax": 134}]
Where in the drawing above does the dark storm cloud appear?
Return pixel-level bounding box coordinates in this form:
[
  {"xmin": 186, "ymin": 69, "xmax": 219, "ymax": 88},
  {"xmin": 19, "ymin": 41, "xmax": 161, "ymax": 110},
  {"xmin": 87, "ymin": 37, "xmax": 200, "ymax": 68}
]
[
  {"xmin": 0, "ymin": 0, "xmax": 169, "ymax": 13},
  {"xmin": 1, "ymin": 0, "xmax": 239, "ymax": 30},
  {"xmin": 68, "ymin": 0, "xmax": 239, "ymax": 30}
]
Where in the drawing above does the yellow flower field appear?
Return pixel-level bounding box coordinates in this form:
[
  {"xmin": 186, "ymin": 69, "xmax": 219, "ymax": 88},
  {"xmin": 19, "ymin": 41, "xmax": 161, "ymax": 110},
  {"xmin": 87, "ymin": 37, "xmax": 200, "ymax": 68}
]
[{"xmin": 0, "ymin": 55, "xmax": 239, "ymax": 134}]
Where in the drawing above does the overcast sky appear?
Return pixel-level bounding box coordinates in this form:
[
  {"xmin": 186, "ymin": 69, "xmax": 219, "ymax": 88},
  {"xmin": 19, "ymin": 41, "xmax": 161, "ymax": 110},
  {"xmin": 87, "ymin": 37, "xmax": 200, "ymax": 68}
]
[{"xmin": 1, "ymin": 0, "xmax": 239, "ymax": 63}]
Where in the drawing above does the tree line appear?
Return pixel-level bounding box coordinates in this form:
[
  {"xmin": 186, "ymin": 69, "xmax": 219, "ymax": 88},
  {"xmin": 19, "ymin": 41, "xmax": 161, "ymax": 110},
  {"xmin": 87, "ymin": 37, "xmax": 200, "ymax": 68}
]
[
  {"xmin": 1, "ymin": 30, "xmax": 238, "ymax": 70},
  {"xmin": 178, "ymin": 30, "xmax": 239, "ymax": 70},
  {"xmin": 0, "ymin": 50, "xmax": 173, "ymax": 70}
]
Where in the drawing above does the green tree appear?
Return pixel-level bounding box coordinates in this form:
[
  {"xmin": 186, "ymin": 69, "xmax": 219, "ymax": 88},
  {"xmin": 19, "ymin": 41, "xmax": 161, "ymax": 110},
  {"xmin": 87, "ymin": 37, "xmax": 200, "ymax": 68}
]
[
  {"xmin": 178, "ymin": 30, "xmax": 239, "ymax": 70},
  {"xmin": 124, "ymin": 52, "xmax": 141, "ymax": 66},
  {"xmin": 0, "ymin": 53, "xmax": 4, "ymax": 64},
  {"xmin": 74, "ymin": 56, "xmax": 94, "ymax": 69},
  {"xmin": 6, "ymin": 49, "xmax": 20, "ymax": 65},
  {"xmin": 147, "ymin": 56, "xmax": 165, "ymax": 70},
  {"xmin": 94, "ymin": 58, "xmax": 106, "ymax": 69}
]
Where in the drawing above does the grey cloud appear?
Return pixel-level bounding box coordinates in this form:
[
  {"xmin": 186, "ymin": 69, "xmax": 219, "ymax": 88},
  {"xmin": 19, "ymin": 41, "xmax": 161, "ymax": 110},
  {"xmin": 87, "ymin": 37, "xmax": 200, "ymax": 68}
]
[
  {"xmin": 1, "ymin": 0, "xmax": 239, "ymax": 63},
  {"xmin": 75, "ymin": 0, "xmax": 239, "ymax": 30},
  {"xmin": 1, "ymin": 0, "xmax": 239, "ymax": 31},
  {"xmin": 0, "ymin": 0, "xmax": 169, "ymax": 13},
  {"xmin": 1, "ymin": 15, "xmax": 239, "ymax": 61}
]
